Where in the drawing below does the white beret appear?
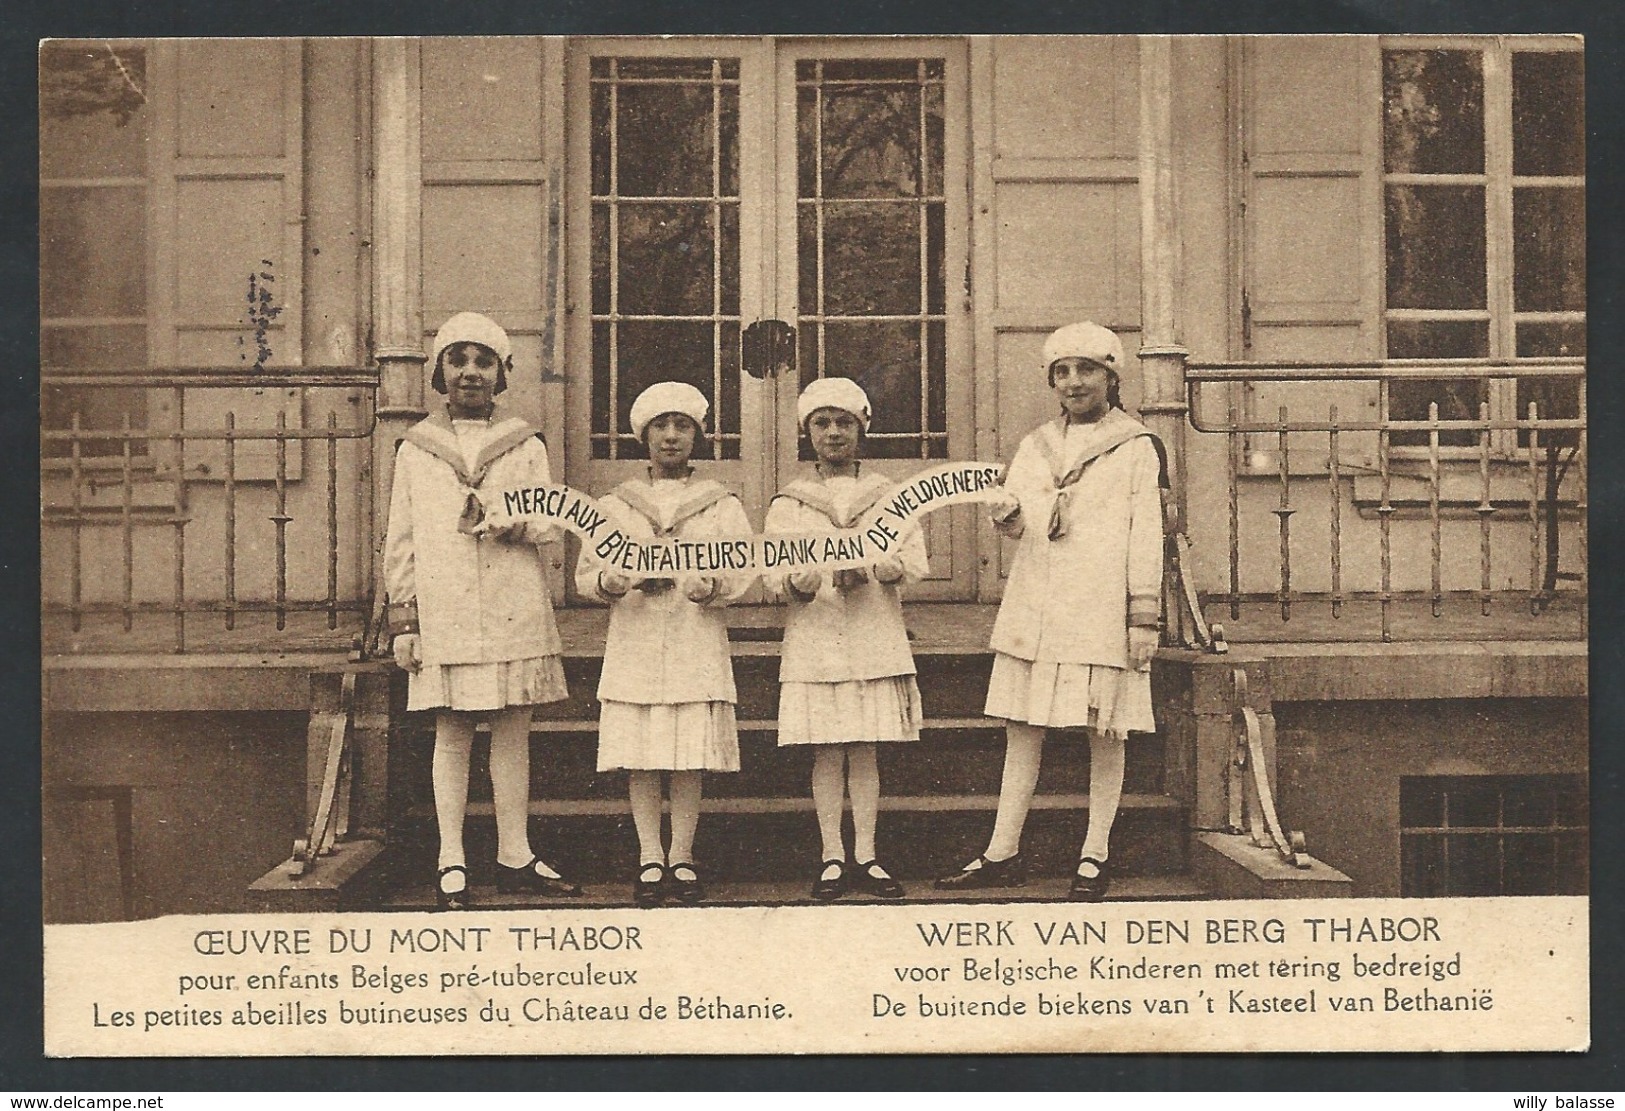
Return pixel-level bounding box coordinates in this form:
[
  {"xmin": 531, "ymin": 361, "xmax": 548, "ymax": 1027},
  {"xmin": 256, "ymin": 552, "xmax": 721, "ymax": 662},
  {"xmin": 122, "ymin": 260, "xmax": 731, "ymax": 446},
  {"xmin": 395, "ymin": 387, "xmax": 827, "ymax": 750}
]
[
  {"xmin": 432, "ymin": 311, "xmax": 512, "ymax": 364},
  {"xmin": 1041, "ymin": 321, "xmax": 1124, "ymax": 374},
  {"xmin": 629, "ymin": 381, "xmax": 709, "ymax": 439},
  {"xmin": 796, "ymin": 376, "xmax": 871, "ymax": 430}
]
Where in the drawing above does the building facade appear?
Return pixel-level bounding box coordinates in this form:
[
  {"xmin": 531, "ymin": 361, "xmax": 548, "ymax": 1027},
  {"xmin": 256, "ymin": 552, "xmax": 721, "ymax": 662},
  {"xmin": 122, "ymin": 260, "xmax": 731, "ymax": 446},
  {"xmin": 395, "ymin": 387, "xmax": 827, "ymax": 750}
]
[{"xmin": 40, "ymin": 36, "xmax": 1587, "ymax": 919}]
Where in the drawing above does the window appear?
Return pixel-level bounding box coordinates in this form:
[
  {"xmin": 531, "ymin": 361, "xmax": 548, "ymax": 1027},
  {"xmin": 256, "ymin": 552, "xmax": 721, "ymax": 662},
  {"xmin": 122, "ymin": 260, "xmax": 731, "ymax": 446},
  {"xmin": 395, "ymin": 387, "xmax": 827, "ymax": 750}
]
[
  {"xmin": 796, "ymin": 59, "xmax": 948, "ymax": 460},
  {"xmin": 1400, "ymin": 774, "xmax": 1587, "ymax": 896},
  {"xmin": 589, "ymin": 57, "xmax": 742, "ymax": 460},
  {"xmin": 40, "ymin": 42, "xmax": 150, "ymax": 457},
  {"xmin": 1381, "ymin": 41, "xmax": 1584, "ymax": 447}
]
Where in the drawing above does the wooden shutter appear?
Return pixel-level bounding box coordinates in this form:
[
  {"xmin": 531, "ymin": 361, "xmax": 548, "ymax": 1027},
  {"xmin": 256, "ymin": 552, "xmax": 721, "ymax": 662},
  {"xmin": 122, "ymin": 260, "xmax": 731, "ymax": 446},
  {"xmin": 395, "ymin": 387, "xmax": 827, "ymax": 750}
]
[{"xmin": 1241, "ymin": 37, "xmax": 1382, "ymax": 469}]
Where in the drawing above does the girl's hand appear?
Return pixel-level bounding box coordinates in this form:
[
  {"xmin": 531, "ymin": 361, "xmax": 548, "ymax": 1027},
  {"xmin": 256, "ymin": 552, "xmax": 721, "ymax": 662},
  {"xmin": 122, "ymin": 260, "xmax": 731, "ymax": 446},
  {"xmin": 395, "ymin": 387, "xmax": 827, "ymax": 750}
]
[
  {"xmin": 788, "ymin": 569, "xmax": 822, "ymax": 598},
  {"xmin": 872, "ymin": 554, "xmax": 906, "ymax": 584},
  {"xmin": 1128, "ymin": 626, "xmax": 1159, "ymax": 671},
  {"xmin": 392, "ymin": 633, "xmax": 422, "ymax": 674},
  {"xmin": 833, "ymin": 567, "xmax": 869, "ymax": 592},
  {"xmin": 485, "ymin": 522, "xmax": 529, "ymax": 544},
  {"xmin": 599, "ymin": 571, "xmax": 633, "ymax": 597},
  {"xmin": 684, "ymin": 576, "xmax": 719, "ymax": 603},
  {"xmin": 987, "ymin": 488, "xmax": 1022, "ymax": 523}
]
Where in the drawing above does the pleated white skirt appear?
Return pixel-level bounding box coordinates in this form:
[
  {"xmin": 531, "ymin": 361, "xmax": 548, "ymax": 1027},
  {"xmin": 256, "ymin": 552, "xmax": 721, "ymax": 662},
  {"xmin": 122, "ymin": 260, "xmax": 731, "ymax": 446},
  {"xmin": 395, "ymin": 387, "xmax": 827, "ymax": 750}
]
[
  {"xmin": 596, "ymin": 701, "xmax": 741, "ymax": 772},
  {"xmin": 777, "ymin": 675, "xmax": 922, "ymax": 746},
  {"xmin": 407, "ymin": 655, "xmax": 570, "ymax": 713},
  {"xmin": 983, "ymin": 653, "xmax": 1155, "ymax": 737}
]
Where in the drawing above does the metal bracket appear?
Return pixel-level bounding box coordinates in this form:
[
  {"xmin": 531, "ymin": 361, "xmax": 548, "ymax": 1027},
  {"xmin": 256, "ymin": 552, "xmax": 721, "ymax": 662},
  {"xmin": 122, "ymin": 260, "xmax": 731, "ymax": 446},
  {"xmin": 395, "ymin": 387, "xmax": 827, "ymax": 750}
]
[
  {"xmin": 1228, "ymin": 667, "xmax": 1308, "ymax": 868},
  {"xmin": 289, "ymin": 670, "xmax": 356, "ymax": 877}
]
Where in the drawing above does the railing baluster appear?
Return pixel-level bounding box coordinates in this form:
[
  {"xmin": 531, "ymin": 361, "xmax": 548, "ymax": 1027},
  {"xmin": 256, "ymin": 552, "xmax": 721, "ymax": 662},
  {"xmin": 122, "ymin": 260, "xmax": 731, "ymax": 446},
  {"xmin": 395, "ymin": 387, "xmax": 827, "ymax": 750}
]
[
  {"xmin": 225, "ymin": 410, "xmax": 237, "ymax": 631},
  {"xmin": 1327, "ymin": 404, "xmax": 1342, "ymax": 619},
  {"xmin": 327, "ymin": 411, "xmax": 339, "ymax": 630},
  {"xmin": 69, "ymin": 411, "xmax": 83, "ymax": 634},
  {"xmin": 1476, "ymin": 400, "xmax": 1494, "ymax": 617},
  {"xmin": 1526, "ymin": 400, "xmax": 1541, "ymax": 614},
  {"xmin": 1272, "ymin": 405, "xmax": 1293, "ymax": 621},
  {"xmin": 1428, "ymin": 401, "xmax": 1442, "ymax": 618},
  {"xmin": 121, "ymin": 411, "xmax": 134, "ymax": 632},
  {"xmin": 273, "ymin": 408, "xmax": 290, "ymax": 632},
  {"xmin": 1227, "ymin": 394, "xmax": 1241, "ymax": 620},
  {"xmin": 1377, "ymin": 379, "xmax": 1394, "ymax": 643}
]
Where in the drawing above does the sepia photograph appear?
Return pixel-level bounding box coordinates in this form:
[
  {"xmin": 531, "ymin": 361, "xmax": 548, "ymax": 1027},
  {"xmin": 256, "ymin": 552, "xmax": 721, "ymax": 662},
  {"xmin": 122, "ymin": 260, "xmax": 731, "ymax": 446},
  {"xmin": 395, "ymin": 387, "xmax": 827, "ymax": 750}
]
[{"xmin": 37, "ymin": 33, "xmax": 1589, "ymax": 1057}]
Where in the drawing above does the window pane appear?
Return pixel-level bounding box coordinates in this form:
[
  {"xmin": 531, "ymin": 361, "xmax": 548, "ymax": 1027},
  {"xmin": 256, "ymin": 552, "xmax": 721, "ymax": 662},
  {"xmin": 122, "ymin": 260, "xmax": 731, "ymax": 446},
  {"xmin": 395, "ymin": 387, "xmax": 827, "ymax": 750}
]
[
  {"xmin": 40, "ymin": 187, "xmax": 145, "ymax": 318},
  {"xmin": 616, "ymin": 58, "xmax": 715, "ymax": 81},
  {"xmin": 590, "ymin": 80, "xmax": 612, "ymax": 195},
  {"xmin": 609, "ymin": 320, "xmax": 726, "ymax": 458},
  {"xmin": 1446, "ymin": 833, "xmax": 1500, "ymax": 895},
  {"xmin": 821, "ymin": 59, "xmax": 922, "ymax": 82},
  {"xmin": 719, "ymin": 203, "xmax": 739, "ymax": 316},
  {"xmin": 1502, "ymin": 835, "xmax": 1554, "ymax": 895},
  {"xmin": 1385, "ymin": 185, "xmax": 1486, "ymax": 309},
  {"xmin": 615, "ymin": 82, "xmax": 715, "ymax": 197},
  {"xmin": 718, "ymin": 321, "xmax": 740, "ymax": 461},
  {"xmin": 590, "ymin": 204, "xmax": 610, "ymax": 314},
  {"xmin": 1513, "ymin": 187, "xmax": 1584, "ymax": 312},
  {"xmin": 822, "ymin": 322, "xmax": 926, "ymax": 460},
  {"xmin": 798, "ymin": 204, "xmax": 819, "ymax": 313},
  {"xmin": 821, "ymin": 84, "xmax": 922, "ymax": 198},
  {"xmin": 822, "ymin": 202, "xmax": 921, "ymax": 316},
  {"xmin": 1383, "ymin": 50, "xmax": 1485, "ymax": 175},
  {"xmin": 1447, "ymin": 778, "xmax": 1501, "ymax": 828},
  {"xmin": 1513, "ymin": 52, "xmax": 1584, "ymax": 177},
  {"xmin": 1400, "ymin": 776, "xmax": 1445, "ymax": 828},
  {"xmin": 591, "ymin": 321, "xmax": 611, "ymax": 454},
  {"xmin": 616, "ymin": 203, "xmax": 715, "ymax": 315},
  {"xmin": 42, "ymin": 326, "xmax": 148, "ymax": 459},
  {"xmin": 1401, "ymin": 833, "xmax": 1447, "ymax": 897},
  {"xmin": 40, "ymin": 44, "xmax": 148, "ymax": 179},
  {"xmin": 1386, "ymin": 320, "xmax": 1488, "ymax": 447},
  {"xmin": 718, "ymin": 83, "xmax": 739, "ymax": 197},
  {"xmin": 1516, "ymin": 321, "xmax": 1586, "ymax": 359}
]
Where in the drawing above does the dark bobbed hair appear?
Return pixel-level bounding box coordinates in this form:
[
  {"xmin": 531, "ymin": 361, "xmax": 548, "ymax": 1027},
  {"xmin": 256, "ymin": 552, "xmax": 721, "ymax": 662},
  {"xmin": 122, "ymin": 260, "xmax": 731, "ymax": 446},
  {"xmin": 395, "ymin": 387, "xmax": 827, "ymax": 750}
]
[{"xmin": 431, "ymin": 342, "xmax": 510, "ymax": 395}]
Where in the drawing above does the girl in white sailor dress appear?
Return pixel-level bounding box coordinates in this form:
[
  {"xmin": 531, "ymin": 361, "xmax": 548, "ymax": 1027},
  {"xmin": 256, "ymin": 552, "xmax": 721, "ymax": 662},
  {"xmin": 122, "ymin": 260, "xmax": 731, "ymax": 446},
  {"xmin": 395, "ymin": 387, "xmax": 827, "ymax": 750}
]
[
  {"xmin": 936, "ymin": 322, "xmax": 1163, "ymax": 903},
  {"xmin": 384, "ymin": 312, "xmax": 582, "ymax": 910},
  {"xmin": 575, "ymin": 382, "xmax": 755, "ymax": 907},
  {"xmin": 766, "ymin": 378, "xmax": 927, "ymax": 901}
]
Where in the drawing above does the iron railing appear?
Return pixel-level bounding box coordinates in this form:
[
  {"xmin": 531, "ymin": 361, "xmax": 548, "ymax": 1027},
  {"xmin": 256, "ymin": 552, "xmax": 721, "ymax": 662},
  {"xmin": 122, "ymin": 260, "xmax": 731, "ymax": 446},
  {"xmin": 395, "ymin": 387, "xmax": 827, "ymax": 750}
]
[
  {"xmin": 1185, "ymin": 358, "xmax": 1586, "ymax": 642},
  {"xmin": 42, "ymin": 367, "xmax": 380, "ymax": 653}
]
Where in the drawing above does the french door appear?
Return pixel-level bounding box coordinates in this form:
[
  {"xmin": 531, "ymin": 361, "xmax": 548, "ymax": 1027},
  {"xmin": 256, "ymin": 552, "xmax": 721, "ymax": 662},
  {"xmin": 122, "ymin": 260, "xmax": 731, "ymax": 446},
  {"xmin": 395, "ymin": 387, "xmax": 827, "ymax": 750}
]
[{"xmin": 566, "ymin": 37, "xmax": 972, "ymax": 599}]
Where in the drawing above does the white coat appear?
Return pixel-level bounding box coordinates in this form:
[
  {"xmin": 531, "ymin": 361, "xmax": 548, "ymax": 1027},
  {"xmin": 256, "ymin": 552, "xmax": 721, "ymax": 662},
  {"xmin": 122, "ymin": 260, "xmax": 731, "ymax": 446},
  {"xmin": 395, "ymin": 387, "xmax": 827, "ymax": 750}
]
[
  {"xmin": 989, "ymin": 409, "xmax": 1163, "ymax": 670},
  {"xmin": 764, "ymin": 471, "xmax": 928, "ymax": 683},
  {"xmin": 383, "ymin": 407, "xmax": 563, "ymax": 668},
  {"xmin": 574, "ymin": 476, "xmax": 755, "ymax": 705}
]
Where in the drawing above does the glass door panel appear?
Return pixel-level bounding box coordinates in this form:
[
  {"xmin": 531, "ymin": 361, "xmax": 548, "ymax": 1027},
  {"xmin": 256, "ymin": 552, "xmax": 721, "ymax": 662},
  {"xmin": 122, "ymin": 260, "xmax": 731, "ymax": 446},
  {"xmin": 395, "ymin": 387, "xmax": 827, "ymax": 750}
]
[
  {"xmin": 567, "ymin": 40, "xmax": 773, "ymax": 528},
  {"xmin": 775, "ymin": 43, "xmax": 972, "ymax": 599}
]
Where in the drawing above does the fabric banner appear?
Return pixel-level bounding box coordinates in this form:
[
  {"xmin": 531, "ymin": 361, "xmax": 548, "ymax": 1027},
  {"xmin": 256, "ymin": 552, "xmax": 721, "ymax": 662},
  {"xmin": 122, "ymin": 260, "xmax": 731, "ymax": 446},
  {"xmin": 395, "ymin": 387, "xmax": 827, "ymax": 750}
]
[{"xmin": 481, "ymin": 462, "xmax": 1006, "ymax": 576}]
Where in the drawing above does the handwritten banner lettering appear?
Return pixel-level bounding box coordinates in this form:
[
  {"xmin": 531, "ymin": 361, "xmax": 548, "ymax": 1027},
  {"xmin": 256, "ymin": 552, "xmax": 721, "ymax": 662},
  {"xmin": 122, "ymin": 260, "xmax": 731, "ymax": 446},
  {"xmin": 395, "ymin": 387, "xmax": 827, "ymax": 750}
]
[{"xmin": 483, "ymin": 462, "xmax": 1005, "ymax": 576}]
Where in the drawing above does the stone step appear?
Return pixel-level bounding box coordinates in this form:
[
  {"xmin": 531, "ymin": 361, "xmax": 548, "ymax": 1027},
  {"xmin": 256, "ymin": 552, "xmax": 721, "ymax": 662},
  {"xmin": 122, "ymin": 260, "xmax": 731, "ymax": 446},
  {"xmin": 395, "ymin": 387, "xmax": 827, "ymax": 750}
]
[{"xmin": 377, "ymin": 873, "xmax": 1209, "ymax": 911}]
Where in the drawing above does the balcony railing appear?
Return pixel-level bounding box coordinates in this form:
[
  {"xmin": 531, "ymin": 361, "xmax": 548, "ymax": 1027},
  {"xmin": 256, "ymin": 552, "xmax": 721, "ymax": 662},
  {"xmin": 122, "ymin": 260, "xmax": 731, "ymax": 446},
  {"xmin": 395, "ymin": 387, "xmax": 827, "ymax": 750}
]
[
  {"xmin": 42, "ymin": 367, "xmax": 380, "ymax": 654},
  {"xmin": 1184, "ymin": 358, "xmax": 1586, "ymax": 643}
]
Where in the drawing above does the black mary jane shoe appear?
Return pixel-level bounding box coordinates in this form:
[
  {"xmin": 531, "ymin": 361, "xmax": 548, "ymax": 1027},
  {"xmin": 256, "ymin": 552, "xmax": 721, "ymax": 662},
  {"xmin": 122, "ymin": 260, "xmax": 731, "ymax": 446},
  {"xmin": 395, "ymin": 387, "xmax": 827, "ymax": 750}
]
[
  {"xmin": 811, "ymin": 860, "xmax": 848, "ymax": 902},
  {"xmin": 934, "ymin": 853, "xmax": 1027, "ymax": 891},
  {"xmin": 496, "ymin": 857, "xmax": 584, "ymax": 898},
  {"xmin": 436, "ymin": 865, "xmax": 470, "ymax": 912},
  {"xmin": 666, "ymin": 862, "xmax": 705, "ymax": 905},
  {"xmin": 633, "ymin": 863, "xmax": 666, "ymax": 908},
  {"xmin": 1068, "ymin": 857, "xmax": 1111, "ymax": 903},
  {"xmin": 852, "ymin": 860, "xmax": 906, "ymax": 900}
]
